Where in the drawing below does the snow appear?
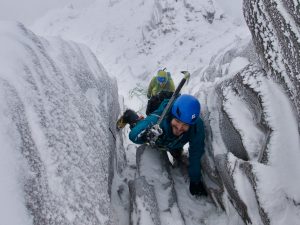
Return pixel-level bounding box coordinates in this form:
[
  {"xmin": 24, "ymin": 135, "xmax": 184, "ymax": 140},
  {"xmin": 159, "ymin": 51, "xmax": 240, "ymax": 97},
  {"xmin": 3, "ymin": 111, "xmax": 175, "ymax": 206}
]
[
  {"xmin": 243, "ymin": 74, "xmax": 300, "ymax": 224},
  {"xmin": 0, "ymin": 21, "xmax": 122, "ymax": 224},
  {"xmin": 223, "ymin": 86, "xmax": 265, "ymax": 160},
  {"xmin": 227, "ymin": 57, "xmax": 249, "ymax": 76},
  {"xmin": 31, "ymin": 0, "xmax": 250, "ymax": 110},
  {"xmin": 228, "ymin": 154, "xmax": 264, "ymax": 225},
  {"xmin": 138, "ymin": 147, "xmax": 184, "ymax": 224},
  {"xmin": 0, "ymin": 108, "xmax": 32, "ymax": 225},
  {"xmin": 1, "ymin": 0, "xmax": 300, "ymax": 224}
]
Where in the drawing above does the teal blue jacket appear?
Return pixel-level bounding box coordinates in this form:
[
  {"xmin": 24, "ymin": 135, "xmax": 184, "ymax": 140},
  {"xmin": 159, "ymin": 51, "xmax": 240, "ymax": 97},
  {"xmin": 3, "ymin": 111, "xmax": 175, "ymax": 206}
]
[{"xmin": 129, "ymin": 100, "xmax": 205, "ymax": 183}]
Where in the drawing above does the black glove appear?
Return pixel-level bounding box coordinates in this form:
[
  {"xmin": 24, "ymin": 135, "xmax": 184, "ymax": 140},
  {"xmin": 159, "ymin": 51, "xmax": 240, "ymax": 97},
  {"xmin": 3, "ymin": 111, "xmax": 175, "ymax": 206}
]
[
  {"xmin": 140, "ymin": 124, "xmax": 163, "ymax": 145},
  {"xmin": 189, "ymin": 181, "xmax": 207, "ymax": 196}
]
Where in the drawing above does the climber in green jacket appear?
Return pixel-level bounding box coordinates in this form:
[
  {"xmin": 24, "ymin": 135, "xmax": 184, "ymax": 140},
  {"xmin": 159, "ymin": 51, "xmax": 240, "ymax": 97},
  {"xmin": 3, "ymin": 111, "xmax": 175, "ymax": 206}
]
[
  {"xmin": 147, "ymin": 69, "xmax": 175, "ymax": 98},
  {"xmin": 146, "ymin": 69, "xmax": 175, "ymax": 115}
]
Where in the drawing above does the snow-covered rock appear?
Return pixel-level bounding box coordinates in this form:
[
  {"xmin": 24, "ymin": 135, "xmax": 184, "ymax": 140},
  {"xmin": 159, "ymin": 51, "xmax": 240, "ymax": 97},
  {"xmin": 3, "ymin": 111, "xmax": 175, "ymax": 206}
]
[
  {"xmin": 128, "ymin": 144, "xmax": 227, "ymax": 225},
  {"xmin": 0, "ymin": 21, "xmax": 124, "ymax": 224},
  {"xmin": 8, "ymin": 0, "xmax": 299, "ymax": 224},
  {"xmin": 198, "ymin": 0, "xmax": 300, "ymax": 224},
  {"xmin": 129, "ymin": 145, "xmax": 184, "ymax": 225},
  {"xmin": 31, "ymin": 0, "xmax": 249, "ymax": 109},
  {"xmin": 244, "ymin": 0, "xmax": 300, "ymax": 129}
]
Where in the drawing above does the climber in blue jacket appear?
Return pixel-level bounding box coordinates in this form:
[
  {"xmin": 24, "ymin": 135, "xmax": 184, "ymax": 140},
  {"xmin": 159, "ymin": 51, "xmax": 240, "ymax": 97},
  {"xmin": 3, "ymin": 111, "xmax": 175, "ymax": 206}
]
[{"xmin": 120, "ymin": 94, "xmax": 206, "ymax": 196}]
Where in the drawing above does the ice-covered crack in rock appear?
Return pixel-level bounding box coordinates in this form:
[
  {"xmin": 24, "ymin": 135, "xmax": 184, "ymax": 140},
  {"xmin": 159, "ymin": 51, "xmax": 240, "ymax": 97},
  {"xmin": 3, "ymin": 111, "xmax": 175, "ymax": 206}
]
[
  {"xmin": 129, "ymin": 145, "xmax": 185, "ymax": 225},
  {"xmin": 0, "ymin": 22, "xmax": 125, "ymax": 225}
]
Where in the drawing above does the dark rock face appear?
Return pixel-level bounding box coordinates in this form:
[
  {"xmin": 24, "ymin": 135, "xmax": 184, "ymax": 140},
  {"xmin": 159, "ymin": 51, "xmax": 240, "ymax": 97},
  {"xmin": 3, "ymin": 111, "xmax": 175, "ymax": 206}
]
[{"xmin": 199, "ymin": 0, "xmax": 300, "ymax": 224}]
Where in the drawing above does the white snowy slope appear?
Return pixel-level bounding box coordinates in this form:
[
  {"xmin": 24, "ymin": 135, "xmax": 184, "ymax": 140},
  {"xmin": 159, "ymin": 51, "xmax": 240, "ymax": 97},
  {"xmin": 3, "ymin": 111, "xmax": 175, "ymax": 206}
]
[
  {"xmin": 127, "ymin": 144, "xmax": 228, "ymax": 225},
  {"xmin": 28, "ymin": 0, "xmax": 259, "ymax": 225},
  {"xmin": 31, "ymin": 0, "xmax": 249, "ymax": 110},
  {"xmin": 4, "ymin": 0, "xmax": 299, "ymax": 224},
  {"xmin": 0, "ymin": 21, "xmax": 125, "ymax": 224}
]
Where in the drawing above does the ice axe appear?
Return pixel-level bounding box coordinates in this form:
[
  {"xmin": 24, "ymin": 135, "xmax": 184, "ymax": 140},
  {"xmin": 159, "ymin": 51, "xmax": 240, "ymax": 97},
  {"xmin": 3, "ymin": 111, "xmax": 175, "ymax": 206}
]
[
  {"xmin": 156, "ymin": 71, "xmax": 190, "ymax": 126},
  {"xmin": 148, "ymin": 71, "xmax": 191, "ymax": 164}
]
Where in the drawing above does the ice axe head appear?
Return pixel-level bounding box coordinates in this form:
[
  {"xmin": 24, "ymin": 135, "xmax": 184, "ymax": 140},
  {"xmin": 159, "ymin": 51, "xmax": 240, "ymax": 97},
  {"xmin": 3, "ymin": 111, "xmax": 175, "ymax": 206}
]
[{"xmin": 181, "ymin": 71, "xmax": 190, "ymax": 84}]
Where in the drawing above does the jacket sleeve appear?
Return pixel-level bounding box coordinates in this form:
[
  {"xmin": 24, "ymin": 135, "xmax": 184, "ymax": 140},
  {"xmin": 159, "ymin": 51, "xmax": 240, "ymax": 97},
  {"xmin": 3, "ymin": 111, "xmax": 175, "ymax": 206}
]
[
  {"xmin": 147, "ymin": 77, "xmax": 155, "ymax": 98},
  {"xmin": 188, "ymin": 118, "xmax": 205, "ymax": 183},
  {"xmin": 129, "ymin": 114, "xmax": 159, "ymax": 144},
  {"xmin": 129, "ymin": 99, "xmax": 168, "ymax": 144}
]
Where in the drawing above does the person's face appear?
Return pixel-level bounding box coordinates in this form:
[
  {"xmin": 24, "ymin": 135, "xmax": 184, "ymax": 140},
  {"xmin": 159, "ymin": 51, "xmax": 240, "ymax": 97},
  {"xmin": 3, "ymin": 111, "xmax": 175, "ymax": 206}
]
[{"xmin": 171, "ymin": 118, "xmax": 190, "ymax": 136}]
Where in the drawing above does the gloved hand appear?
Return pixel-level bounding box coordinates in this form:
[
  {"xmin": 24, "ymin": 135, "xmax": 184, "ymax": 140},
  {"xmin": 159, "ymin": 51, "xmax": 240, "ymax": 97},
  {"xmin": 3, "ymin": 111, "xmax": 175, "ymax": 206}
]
[
  {"xmin": 189, "ymin": 181, "xmax": 207, "ymax": 196},
  {"xmin": 141, "ymin": 124, "xmax": 163, "ymax": 146}
]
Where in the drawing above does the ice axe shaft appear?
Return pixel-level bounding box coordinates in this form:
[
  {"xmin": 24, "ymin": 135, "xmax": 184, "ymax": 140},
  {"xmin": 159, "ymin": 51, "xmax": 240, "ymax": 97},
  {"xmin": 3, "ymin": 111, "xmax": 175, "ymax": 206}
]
[
  {"xmin": 157, "ymin": 71, "xmax": 190, "ymax": 126},
  {"xmin": 167, "ymin": 151, "xmax": 175, "ymax": 166}
]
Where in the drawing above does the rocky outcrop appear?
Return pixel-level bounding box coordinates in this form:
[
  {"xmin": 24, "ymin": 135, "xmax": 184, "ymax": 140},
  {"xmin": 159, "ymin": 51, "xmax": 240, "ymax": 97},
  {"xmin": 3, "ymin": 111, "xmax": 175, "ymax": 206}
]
[
  {"xmin": 0, "ymin": 22, "xmax": 124, "ymax": 225},
  {"xmin": 199, "ymin": 0, "xmax": 300, "ymax": 224},
  {"xmin": 244, "ymin": 0, "xmax": 300, "ymax": 129},
  {"xmin": 128, "ymin": 145, "xmax": 185, "ymax": 225}
]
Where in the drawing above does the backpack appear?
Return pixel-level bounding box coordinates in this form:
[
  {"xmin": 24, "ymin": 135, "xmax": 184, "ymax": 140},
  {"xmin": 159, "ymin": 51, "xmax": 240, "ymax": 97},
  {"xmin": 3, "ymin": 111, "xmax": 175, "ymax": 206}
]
[{"xmin": 146, "ymin": 90, "xmax": 174, "ymax": 115}]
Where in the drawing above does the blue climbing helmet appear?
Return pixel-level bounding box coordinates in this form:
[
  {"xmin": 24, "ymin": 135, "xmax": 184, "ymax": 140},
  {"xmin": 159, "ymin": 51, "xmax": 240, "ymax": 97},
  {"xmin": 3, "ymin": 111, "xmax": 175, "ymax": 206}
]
[{"xmin": 171, "ymin": 94, "xmax": 201, "ymax": 125}]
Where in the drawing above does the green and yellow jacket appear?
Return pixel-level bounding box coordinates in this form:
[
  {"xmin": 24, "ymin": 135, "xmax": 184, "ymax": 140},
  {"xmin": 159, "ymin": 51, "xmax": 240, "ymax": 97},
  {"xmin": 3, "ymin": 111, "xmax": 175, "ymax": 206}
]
[{"xmin": 147, "ymin": 75, "xmax": 175, "ymax": 98}]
